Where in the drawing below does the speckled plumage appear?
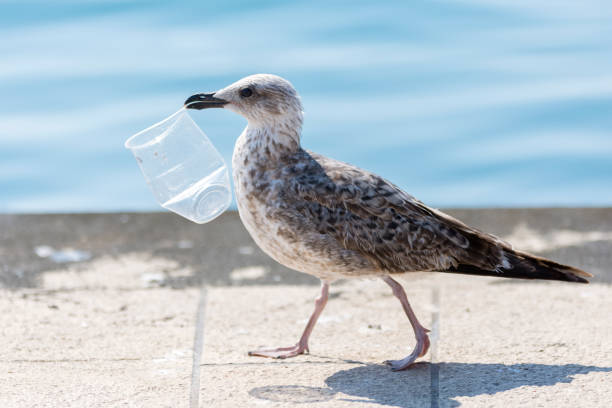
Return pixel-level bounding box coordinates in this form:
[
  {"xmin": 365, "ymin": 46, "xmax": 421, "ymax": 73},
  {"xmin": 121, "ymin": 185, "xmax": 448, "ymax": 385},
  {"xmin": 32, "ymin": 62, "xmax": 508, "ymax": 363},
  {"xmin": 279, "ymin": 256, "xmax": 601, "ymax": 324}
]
[
  {"xmin": 187, "ymin": 73, "xmax": 591, "ymax": 370},
  {"xmin": 222, "ymin": 75, "xmax": 589, "ymax": 285}
]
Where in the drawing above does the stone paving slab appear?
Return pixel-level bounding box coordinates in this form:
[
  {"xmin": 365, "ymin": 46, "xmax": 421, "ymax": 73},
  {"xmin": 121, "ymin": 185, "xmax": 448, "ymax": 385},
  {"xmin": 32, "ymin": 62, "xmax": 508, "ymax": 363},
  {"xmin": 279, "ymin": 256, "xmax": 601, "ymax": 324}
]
[
  {"xmin": 199, "ymin": 277, "xmax": 612, "ymax": 407},
  {"xmin": 199, "ymin": 280, "xmax": 434, "ymax": 407},
  {"xmin": 0, "ymin": 253, "xmax": 201, "ymax": 408},
  {"xmin": 436, "ymin": 276, "xmax": 612, "ymax": 407}
]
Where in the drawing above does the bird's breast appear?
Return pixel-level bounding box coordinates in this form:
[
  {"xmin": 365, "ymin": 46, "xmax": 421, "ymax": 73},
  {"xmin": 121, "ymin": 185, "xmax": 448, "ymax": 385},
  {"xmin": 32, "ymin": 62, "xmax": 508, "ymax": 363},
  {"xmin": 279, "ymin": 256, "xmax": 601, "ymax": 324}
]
[
  {"xmin": 232, "ymin": 152, "xmax": 310, "ymax": 274},
  {"xmin": 231, "ymin": 131, "xmax": 378, "ymax": 280}
]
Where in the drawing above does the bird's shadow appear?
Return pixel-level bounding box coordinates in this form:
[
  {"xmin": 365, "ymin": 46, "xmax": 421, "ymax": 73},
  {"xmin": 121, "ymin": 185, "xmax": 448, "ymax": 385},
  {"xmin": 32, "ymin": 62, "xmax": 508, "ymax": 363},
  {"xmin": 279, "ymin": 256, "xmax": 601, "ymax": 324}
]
[{"xmin": 249, "ymin": 361, "xmax": 612, "ymax": 407}]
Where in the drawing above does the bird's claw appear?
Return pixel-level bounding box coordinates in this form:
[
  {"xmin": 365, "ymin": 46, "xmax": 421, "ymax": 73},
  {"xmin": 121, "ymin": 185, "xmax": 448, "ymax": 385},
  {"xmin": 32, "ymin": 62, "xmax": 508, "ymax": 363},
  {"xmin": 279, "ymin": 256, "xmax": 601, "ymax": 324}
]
[
  {"xmin": 384, "ymin": 332, "xmax": 431, "ymax": 371},
  {"xmin": 384, "ymin": 352, "xmax": 419, "ymax": 371},
  {"xmin": 248, "ymin": 343, "xmax": 308, "ymax": 359},
  {"xmin": 385, "ymin": 358, "xmax": 416, "ymax": 371}
]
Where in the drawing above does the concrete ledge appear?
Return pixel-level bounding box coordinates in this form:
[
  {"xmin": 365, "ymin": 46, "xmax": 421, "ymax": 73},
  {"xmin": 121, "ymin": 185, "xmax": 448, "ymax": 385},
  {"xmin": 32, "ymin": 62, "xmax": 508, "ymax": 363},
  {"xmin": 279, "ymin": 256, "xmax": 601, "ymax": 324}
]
[
  {"xmin": 2, "ymin": 208, "xmax": 611, "ymax": 289},
  {"xmin": 1, "ymin": 209, "xmax": 611, "ymax": 407}
]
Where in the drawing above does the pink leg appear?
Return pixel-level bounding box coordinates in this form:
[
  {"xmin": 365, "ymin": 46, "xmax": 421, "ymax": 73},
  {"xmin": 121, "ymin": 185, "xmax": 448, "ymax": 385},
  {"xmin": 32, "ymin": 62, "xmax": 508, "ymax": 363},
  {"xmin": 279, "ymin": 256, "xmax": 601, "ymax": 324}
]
[
  {"xmin": 248, "ymin": 280, "xmax": 330, "ymax": 359},
  {"xmin": 382, "ymin": 276, "xmax": 431, "ymax": 371}
]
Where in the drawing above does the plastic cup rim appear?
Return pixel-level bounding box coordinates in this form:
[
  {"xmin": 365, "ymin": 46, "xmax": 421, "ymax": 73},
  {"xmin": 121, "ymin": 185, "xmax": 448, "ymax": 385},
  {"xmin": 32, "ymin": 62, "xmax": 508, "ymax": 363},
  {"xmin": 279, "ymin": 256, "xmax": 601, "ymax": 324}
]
[{"xmin": 124, "ymin": 107, "xmax": 188, "ymax": 150}]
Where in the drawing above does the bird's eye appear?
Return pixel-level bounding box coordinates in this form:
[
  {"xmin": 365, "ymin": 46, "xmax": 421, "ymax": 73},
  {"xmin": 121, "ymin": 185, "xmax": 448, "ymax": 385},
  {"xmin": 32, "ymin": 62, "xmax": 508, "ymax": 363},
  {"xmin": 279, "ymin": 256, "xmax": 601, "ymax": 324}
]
[{"xmin": 240, "ymin": 88, "xmax": 253, "ymax": 98}]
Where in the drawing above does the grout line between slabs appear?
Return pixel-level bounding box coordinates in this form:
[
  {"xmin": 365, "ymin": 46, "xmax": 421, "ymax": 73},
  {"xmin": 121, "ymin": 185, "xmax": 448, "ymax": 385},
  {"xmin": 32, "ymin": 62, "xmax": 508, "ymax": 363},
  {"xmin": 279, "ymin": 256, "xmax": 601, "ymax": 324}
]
[
  {"xmin": 430, "ymin": 287, "xmax": 440, "ymax": 408},
  {"xmin": 190, "ymin": 285, "xmax": 208, "ymax": 408}
]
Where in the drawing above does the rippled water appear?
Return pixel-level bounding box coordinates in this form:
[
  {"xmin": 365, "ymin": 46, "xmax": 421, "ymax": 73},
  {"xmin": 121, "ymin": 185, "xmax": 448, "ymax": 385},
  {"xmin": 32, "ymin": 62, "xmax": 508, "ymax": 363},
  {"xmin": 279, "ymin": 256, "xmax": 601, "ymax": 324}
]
[{"xmin": 1, "ymin": 0, "xmax": 611, "ymax": 212}]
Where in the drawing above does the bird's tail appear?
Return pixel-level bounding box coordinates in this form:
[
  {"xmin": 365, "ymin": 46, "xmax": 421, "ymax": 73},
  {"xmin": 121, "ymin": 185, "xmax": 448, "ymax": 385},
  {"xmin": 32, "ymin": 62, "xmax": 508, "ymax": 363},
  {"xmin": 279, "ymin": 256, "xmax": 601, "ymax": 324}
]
[{"xmin": 446, "ymin": 249, "xmax": 592, "ymax": 283}]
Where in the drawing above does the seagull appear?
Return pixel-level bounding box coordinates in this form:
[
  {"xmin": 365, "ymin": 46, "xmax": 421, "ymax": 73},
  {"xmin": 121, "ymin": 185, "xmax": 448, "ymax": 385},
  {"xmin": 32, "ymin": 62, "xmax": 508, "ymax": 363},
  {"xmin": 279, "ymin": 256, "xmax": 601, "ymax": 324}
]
[{"xmin": 184, "ymin": 74, "xmax": 591, "ymax": 371}]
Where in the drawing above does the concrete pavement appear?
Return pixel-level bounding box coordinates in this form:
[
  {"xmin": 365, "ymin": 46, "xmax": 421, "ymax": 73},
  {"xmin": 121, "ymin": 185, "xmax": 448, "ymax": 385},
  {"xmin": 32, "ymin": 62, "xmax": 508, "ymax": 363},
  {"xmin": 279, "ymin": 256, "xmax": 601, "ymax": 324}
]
[{"xmin": 1, "ymin": 209, "xmax": 611, "ymax": 407}]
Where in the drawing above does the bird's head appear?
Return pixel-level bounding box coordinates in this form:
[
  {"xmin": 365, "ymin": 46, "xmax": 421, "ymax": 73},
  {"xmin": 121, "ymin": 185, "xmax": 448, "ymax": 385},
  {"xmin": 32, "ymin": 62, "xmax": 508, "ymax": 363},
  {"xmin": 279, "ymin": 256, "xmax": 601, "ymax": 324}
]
[{"xmin": 184, "ymin": 74, "xmax": 303, "ymax": 129}]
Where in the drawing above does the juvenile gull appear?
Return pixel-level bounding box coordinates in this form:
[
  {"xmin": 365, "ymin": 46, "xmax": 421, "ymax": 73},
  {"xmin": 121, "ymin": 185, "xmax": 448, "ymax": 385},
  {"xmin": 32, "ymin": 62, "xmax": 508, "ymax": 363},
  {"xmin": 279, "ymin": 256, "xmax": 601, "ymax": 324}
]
[{"xmin": 185, "ymin": 74, "xmax": 591, "ymax": 371}]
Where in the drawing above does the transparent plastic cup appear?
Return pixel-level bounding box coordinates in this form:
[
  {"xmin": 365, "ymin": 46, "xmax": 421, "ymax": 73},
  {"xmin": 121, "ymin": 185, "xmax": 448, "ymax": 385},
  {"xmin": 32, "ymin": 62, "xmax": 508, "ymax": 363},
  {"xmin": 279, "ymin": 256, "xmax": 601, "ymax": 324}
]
[{"xmin": 125, "ymin": 108, "xmax": 231, "ymax": 223}]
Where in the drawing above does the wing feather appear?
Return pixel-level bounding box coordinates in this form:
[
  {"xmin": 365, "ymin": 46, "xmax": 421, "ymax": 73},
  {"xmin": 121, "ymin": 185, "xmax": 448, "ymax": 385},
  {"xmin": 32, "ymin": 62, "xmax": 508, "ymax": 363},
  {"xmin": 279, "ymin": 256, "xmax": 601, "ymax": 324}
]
[{"xmin": 280, "ymin": 150, "xmax": 508, "ymax": 273}]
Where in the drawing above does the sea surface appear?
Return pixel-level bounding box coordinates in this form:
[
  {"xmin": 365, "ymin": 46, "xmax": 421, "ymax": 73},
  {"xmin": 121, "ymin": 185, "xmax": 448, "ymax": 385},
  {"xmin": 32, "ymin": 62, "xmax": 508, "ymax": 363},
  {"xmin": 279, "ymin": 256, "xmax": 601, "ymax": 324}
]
[{"xmin": 1, "ymin": 0, "xmax": 611, "ymax": 213}]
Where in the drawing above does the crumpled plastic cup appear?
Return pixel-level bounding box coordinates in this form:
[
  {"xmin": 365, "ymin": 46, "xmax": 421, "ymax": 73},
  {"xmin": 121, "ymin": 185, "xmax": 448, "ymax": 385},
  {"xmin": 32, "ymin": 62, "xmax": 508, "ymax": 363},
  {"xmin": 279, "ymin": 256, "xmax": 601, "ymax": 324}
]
[{"xmin": 125, "ymin": 108, "xmax": 231, "ymax": 224}]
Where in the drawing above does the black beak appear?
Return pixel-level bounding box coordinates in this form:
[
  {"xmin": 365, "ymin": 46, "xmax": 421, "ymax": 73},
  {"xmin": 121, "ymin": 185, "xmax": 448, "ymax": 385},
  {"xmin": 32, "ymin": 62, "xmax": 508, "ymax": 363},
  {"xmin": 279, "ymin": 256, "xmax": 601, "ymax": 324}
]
[{"xmin": 184, "ymin": 93, "xmax": 228, "ymax": 110}]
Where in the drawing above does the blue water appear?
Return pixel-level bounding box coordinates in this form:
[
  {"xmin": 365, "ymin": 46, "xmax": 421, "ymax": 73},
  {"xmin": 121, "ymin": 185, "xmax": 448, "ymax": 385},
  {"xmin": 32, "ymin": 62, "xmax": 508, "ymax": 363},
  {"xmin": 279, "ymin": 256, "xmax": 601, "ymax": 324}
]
[{"xmin": 1, "ymin": 0, "xmax": 611, "ymax": 212}]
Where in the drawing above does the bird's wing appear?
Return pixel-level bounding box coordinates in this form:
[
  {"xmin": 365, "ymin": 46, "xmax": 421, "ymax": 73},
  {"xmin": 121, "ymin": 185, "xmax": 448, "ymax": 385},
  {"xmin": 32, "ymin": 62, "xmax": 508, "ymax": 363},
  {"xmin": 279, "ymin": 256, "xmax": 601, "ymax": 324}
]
[{"xmin": 281, "ymin": 150, "xmax": 510, "ymax": 273}]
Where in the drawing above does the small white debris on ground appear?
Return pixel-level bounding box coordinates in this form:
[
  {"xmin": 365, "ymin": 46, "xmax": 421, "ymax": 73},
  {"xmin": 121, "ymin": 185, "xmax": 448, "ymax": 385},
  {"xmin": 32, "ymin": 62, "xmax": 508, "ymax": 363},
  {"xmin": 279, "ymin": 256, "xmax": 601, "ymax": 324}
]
[
  {"xmin": 141, "ymin": 272, "xmax": 166, "ymax": 288},
  {"xmin": 34, "ymin": 245, "xmax": 91, "ymax": 263},
  {"xmin": 238, "ymin": 246, "xmax": 255, "ymax": 255}
]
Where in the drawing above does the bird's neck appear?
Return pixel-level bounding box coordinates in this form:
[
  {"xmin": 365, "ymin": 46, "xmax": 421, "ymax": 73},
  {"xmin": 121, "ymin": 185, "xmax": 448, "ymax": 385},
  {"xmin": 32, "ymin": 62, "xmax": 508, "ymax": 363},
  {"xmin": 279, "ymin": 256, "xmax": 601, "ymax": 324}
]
[{"xmin": 236, "ymin": 118, "xmax": 302, "ymax": 163}]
